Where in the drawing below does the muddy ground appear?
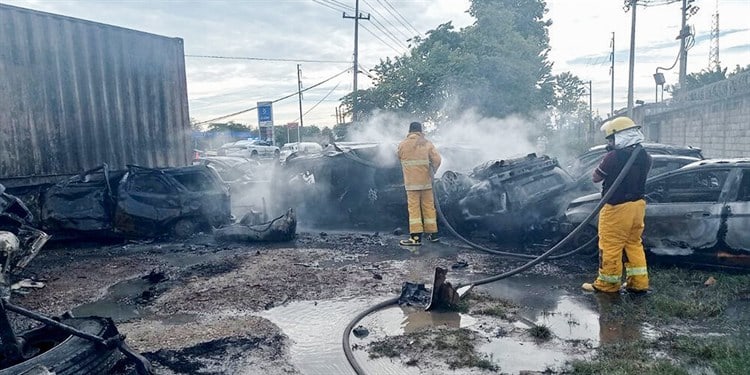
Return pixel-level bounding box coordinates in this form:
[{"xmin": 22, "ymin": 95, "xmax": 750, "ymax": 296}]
[{"xmin": 9, "ymin": 230, "xmax": 749, "ymax": 374}]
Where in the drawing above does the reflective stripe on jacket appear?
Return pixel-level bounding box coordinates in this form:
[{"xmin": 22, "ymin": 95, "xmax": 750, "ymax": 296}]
[{"xmin": 397, "ymin": 132, "xmax": 441, "ymax": 191}]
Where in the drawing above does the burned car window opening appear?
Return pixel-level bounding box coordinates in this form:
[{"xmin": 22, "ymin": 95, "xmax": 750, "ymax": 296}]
[
  {"xmin": 170, "ymin": 172, "xmax": 216, "ymax": 192},
  {"xmin": 130, "ymin": 174, "xmax": 170, "ymax": 195},
  {"xmin": 648, "ymin": 170, "xmax": 730, "ymax": 204}
]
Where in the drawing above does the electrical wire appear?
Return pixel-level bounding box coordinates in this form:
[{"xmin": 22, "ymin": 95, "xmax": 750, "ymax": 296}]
[
  {"xmin": 360, "ymin": 23, "xmax": 405, "ymax": 55},
  {"xmin": 195, "ymin": 68, "xmax": 350, "ymax": 125},
  {"xmin": 362, "ymin": 0, "xmax": 413, "ymax": 41},
  {"xmin": 184, "ymin": 54, "xmax": 350, "ymax": 64},
  {"xmin": 288, "ymin": 81, "xmax": 342, "ymax": 124},
  {"xmin": 378, "ymin": 0, "xmax": 422, "ymax": 37}
]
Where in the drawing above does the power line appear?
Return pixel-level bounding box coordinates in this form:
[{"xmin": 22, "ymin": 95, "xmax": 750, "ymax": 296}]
[
  {"xmin": 378, "ymin": 0, "xmax": 422, "ymax": 37},
  {"xmin": 312, "ymin": 0, "xmax": 344, "ymax": 13},
  {"xmin": 195, "ymin": 68, "xmax": 351, "ymax": 125},
  {"xmin": 367, "ymin": 16, "xmax": 409, "ymax": 50},
  {"xmin": 185, "ymin": 54, "xmax": 349, "ymax": 63},
  {"xmin": 362, "ymin": 0, "xmax": 412, "ymax": 41},
  {"xmin": 289, "ymin": 81, "xmax": 343, "ymax": 123},
  {"xmin": 326, "ymin": 0, "xmax": 355, "ymax": 11},
  {"xmin": 361, "ymin": 23, "xmax": 404, "ymax": 55}
]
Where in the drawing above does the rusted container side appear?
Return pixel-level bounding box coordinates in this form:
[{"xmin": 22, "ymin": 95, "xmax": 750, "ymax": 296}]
[{"xmin": 0, "ymin": 4, "xmax": 190, "ymax": 187}]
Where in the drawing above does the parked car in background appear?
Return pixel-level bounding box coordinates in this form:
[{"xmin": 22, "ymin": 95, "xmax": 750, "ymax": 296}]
[
  {"xmin": 565, "ymin": 159, "xmax": 750, "ymax": 269},
  {"xmin": 218, "ymin": 139, "xmax": 280, "ymax": 160},
  {"xmin": 566, "ymin": 143, "xmax": 705, "ymax": 194},
  {"xmin": 192, "ymin": 156, "xmax": 268, "ymax": 189},
  {"xmin": 279, "ymin": 142, "xmax": 323, "ymax": 164}
]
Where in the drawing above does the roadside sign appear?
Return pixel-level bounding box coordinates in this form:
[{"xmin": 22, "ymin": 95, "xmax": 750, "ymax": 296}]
[
  {"xmin": 257, "ymin": 101, "xmax": 275, "ymax": 145},
  {"xmin": 257, "ymin": 101, "xmax": 273, "ymax": 126}
]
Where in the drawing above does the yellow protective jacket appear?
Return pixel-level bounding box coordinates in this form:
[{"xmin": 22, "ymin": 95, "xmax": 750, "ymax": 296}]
[{"xmin": 397, "ymin": 132, "xmax": 441, "ymax": 191}]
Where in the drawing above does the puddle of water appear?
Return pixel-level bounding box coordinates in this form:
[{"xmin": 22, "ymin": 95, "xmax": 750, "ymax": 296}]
[
  {"xmin": 72, "ymin": 277, "xmax": 153, "ymax": 322},
  {"xmin": 257, "ymin": 298, "xmax": 477, "ymax": 375},
  {"xmin": 478, "ymin": 337, "xmax": 576, "ymax": 374},
  {"xmin": 476, "ymin": 274, "xmax": 654, "ymax": 347}
]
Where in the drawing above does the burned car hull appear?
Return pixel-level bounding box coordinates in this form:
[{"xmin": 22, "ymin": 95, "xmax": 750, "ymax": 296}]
[
  {"xmin": 7, "ymin": 165, "xmax": 232, "ymax": 239},
  {"xmin": 565, "ymin": 159, "xmax": 750, "ymax": 269},
  {"xmin": 435, "ymin": 154, "xmax": 575, "ymax": 241}
]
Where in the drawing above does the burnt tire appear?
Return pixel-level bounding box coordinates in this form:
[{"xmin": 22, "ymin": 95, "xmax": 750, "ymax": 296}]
[
  {"xmin": 0, "ymin": 317, "xmax": 123, "ymax": 375},
  {"xmin": 171, "ymin": 218, "xmax": 199, "ymax": 239}
]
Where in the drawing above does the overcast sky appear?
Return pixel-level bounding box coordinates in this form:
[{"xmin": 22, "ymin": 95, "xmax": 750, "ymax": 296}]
[{"xmin": 3, "ymin": 0, "xmax": 749, "ymax": 129}]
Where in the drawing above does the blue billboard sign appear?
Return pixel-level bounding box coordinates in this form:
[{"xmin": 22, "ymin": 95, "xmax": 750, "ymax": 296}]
[{"xmin": 257, "ymin": 101, "xmax": 273, "ymax": 127}]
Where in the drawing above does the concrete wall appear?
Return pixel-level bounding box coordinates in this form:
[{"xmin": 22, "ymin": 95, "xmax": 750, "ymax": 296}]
[{"xmin": 633, "ymin": 71, "xmax": 750, "ymax": 159}]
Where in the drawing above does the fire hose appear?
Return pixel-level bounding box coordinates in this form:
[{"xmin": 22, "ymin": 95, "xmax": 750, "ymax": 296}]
[{"xmin": 342, "ymin": 144, "xmax": 643, "ymax": 375}]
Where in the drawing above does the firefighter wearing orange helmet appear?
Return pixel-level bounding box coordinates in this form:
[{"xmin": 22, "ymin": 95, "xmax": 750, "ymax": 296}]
[{"xmin": 583, "ymin": 116, "xmax": 652, "ymax": 293}]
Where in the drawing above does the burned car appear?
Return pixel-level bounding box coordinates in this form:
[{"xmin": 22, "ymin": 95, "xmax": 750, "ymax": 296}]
[
  {"xmin": 565, "ymin": 159, "xmax": 750, "ymax": 269},
  {"xmin": 278, "ymin": 142, "xmax": 406, "ymax": 228},
  {"xmin": 12, "ymin": 164, "xmax": 232, "ymax": 239},
  {"xmin": 435, "ymin": 153, "xmax": 575, "ymax": 241},
  {"xmin": 567, "ymin": 143, "xmax": 704, "ymax": 194}
]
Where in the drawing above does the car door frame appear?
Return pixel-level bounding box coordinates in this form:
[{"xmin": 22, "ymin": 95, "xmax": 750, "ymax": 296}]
[{"xmin": 642, "ymin": 166, "xmax": 734, "ymax": 257}]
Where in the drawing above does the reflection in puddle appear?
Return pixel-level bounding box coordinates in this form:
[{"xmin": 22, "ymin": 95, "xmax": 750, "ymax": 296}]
[
  {"xmin": 258, "ymin": 299, "xmax": 476, "ymax": 375},
  {"xmin": 72, "ymin": 277, "xmax": 152, "ymax": 322},
  {"xmin": 478, "ymin": 337, "xmax": 576, "ymax": 374}
]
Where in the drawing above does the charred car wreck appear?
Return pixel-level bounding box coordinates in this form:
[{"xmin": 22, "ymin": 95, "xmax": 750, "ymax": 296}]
[
  {"xmin": 279, "ymin": 142, "xmax": 408, "ymax": 228},
  {"xmin": 1, "ymin": 185, "xmax": 152, "ymax": 374},
  {"xmin": 566, "ymin": 159, "xmax": 750, "ymax": 269},
  {"xmin": 436, "ymin": 153, "xmax": 575, "ymax": 241},
  {"xmin": 10, "ymin": 164, "xmax": 232, "ymax": 239}
]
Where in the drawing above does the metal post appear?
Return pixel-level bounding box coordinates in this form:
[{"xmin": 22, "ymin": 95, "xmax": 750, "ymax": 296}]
[
  {"xmin": 343, "ymin": 1, "xmax": 369, "ymax": 123},
  {"xmin": 627, "ymin": 0, "xmax": 637, "ymax": 118},
  {"xmin": 588, "ymin": 80, "xmax": 593, "ymax": 143},
  {"xmin": 297, "ymin": 64, "xmax": 304, "ymax": 143},
  {"xmin": 678, "ymin": 0, "xmax": 688, "ymax": 89}
]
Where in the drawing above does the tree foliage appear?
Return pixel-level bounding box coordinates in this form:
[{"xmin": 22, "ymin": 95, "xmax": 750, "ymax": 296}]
[{"xmin": 341, "ymin": 0, "xmax": 555, "ymax": 124}]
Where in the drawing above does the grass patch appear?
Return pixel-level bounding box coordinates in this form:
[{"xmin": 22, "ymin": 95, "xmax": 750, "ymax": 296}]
[
  {"xmin": 570, "ymin": 339, "xmax": 686, "ymax": 375},
  {"xmin": 669, "ymin": 336, "xmax": 750, "ymax": 375},
  {"xmin": 474, "ymin": 305, "xmax": 510, "ymax": 319},
  {"xmin": 368, "ymin": 328, "xmax": 498, "ymax": 371},
  {"xmin": 643, "ymin": 267, "xmax": 750, "ymax": 321}
]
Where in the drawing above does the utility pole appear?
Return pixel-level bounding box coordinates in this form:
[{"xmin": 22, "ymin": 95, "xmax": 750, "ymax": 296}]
[
  {"xmin": 610, "ymin": 32, "xmax": 615, "ymax": 117},
  {"xmin": 297, "ymin": 64, "xmax": 304, "ymax": 143},
  {"xmin": 626, "ymin": 0, "xmax": 637, "ymax": 118},
  {"xmin": 678, "ymin": 0, "xmax": 689, "ymax": 88},
  {"xmin": 343, "ymin": 0, "xmax": 370, "ymax": 124},
  {"xmin": 588, "ymin": 80, "xmax": 593, "ymax": 143}
]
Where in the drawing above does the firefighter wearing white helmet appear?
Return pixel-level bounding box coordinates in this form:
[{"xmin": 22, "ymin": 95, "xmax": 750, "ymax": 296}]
[{"xmin": 582, "ymin": 116, "xmax": 652, "ymax": 293}]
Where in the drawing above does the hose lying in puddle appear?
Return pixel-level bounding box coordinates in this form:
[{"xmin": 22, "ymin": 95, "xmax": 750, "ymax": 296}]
[{"xmin": 342, "ymin": 145, "xmax": 643, "ymax": 375}]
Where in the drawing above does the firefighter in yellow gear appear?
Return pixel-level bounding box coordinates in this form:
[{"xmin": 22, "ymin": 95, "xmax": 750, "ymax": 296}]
[
  {"xmin": 397, "ymin": 122, "xmax": 442, "ymax": 246},
  {"xmin": 583, "ymin": 116, "xmax": 652, "ymax": 293}
]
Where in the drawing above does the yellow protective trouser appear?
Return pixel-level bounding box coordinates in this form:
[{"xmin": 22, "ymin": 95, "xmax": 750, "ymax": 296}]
[
  {"xmin": 594, "ymin": 199, "xmax": 649, "ymax": 292},
  {"xmin": 406, "ymin": 189, "xmax": 438, "ymax": 234}
]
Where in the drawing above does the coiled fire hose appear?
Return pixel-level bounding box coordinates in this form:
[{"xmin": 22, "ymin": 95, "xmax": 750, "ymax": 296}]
[{"xmin": 342, "ymin": 144, "xmax": 643, "ymax": 375}]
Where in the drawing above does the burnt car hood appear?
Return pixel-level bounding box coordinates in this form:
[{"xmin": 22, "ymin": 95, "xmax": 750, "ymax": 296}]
[{"xmin": 435, "ymin": 153, "xmax": 575, "ymax": 240}]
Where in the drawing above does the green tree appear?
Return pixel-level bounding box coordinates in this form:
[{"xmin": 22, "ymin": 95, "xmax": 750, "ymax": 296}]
[{"xmin": 341, "ymin": 0, "xmax": 554, "ymax": 124}]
